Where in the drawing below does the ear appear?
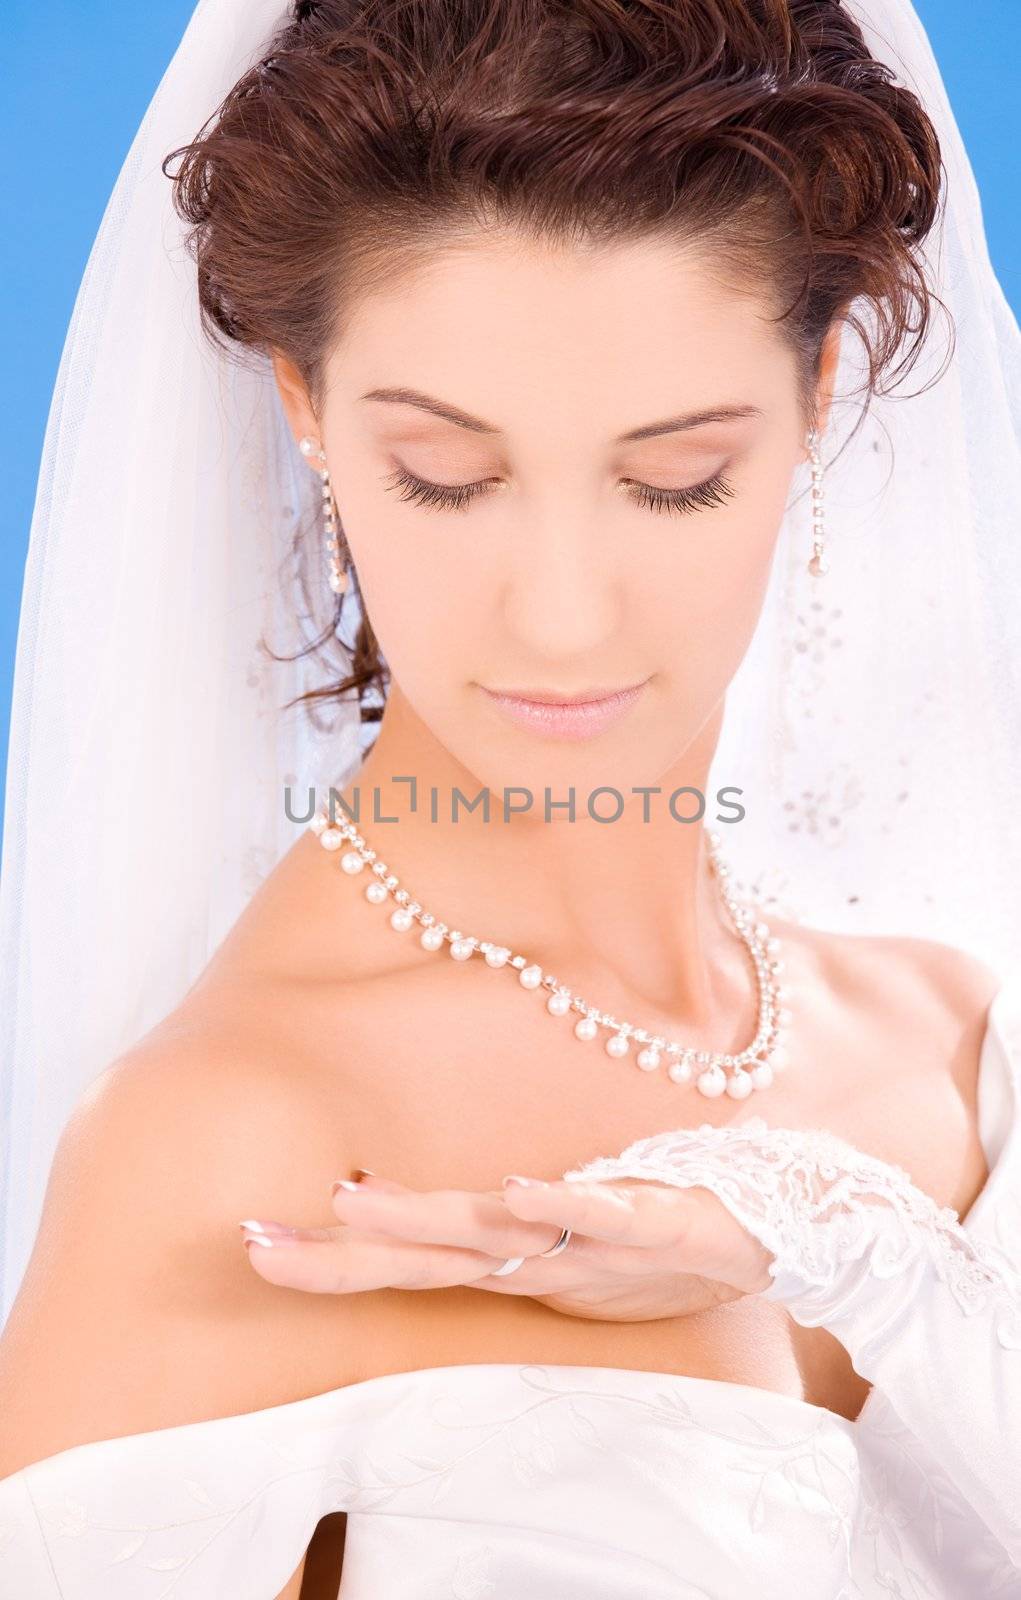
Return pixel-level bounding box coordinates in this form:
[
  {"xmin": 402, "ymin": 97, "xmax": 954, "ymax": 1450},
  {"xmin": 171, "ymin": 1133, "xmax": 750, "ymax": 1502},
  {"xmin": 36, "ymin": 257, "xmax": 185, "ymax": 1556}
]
[
  {"xmin": 810, "ymin": 319, "xmax": 844, "ymax": 444},
  {"xmin": 271, "ymin": 350, "xmax": 320, "ymax": 450}
]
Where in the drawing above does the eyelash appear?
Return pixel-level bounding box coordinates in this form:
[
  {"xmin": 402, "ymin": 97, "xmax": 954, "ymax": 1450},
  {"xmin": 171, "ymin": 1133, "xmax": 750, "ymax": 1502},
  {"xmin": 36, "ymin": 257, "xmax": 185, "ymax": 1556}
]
[{"xmin": 383, "ymin": 465, "xmax": 736, "ymax": 517}]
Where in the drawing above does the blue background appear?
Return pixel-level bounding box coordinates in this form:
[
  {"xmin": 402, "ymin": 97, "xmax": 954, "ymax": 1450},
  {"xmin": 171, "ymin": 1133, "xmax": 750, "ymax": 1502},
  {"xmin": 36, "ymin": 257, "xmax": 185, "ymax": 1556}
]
[{"xmin": 1, "ymin": 1, "xmax": 1018, "ymax": 839}]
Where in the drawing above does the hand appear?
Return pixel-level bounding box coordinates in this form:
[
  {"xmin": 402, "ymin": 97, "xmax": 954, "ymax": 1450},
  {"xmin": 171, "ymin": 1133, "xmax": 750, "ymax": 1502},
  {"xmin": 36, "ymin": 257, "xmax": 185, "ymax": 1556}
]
[{"xmin": 239, "ymin": 1167, "xmax": 775, "ymax": 1323}]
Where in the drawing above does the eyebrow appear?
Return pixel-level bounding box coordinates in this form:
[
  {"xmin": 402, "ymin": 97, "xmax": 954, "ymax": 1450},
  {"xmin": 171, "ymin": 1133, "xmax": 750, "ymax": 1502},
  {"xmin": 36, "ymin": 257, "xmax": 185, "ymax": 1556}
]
[{"xmin": 359, "ymin": 386, "xmax": 763, "ymax": 441}]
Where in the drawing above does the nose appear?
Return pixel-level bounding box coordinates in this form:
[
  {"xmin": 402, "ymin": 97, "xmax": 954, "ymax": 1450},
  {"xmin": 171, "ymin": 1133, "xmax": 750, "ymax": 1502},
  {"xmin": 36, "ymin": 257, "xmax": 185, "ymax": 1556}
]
[{"xmin": 500, "ymin": 499, "xmax": 623, "ymax": 660}]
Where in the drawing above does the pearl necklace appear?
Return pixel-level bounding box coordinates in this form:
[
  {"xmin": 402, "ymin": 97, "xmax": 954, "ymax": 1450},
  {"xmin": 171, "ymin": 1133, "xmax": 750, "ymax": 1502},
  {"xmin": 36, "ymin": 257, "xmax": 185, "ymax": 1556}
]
[{"xmin": 309, "ymin": 810, "xmax": 792, "ymax": 1099}]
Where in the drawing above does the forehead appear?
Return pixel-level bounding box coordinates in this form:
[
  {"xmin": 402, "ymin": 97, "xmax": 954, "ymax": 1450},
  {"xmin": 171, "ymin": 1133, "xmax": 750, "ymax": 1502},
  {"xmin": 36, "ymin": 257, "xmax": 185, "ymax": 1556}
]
[{"xmin": 326, "ymin": 228, "xmax": 793, "ymax": 427}]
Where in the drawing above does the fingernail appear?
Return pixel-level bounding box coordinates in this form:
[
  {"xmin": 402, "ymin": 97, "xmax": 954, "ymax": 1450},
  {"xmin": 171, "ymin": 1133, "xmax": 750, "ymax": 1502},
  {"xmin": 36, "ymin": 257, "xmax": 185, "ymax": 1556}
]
[
  {"xmin": 242, "ymin": 1232, "xmax": 300, "ymax": 1250},
  {"xmin": 503, "ymin": 1175, "xmax": 547, "ymax": 1188},
  {"xmin": 332, "ymin": 1179, "xmax": 362, "ymax": 1195},
  {"xmin": 238, "ymin": 1218, "xmax": 296, "ymax": 1236}
]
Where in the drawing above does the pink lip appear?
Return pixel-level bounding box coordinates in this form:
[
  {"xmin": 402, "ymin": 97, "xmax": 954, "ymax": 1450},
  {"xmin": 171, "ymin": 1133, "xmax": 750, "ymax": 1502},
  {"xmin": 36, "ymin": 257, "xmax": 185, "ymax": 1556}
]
[{"xmin": 479, "ymin": 679, "xmax": 650, "ymax": 740}]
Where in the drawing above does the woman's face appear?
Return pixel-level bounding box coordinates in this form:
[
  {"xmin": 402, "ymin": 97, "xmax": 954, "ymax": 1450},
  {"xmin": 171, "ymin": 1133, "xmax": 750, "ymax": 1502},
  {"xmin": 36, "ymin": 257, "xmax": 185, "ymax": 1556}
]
[{"xmin": 277, "ymin": 228, "xmax": 835, "ymax": 799}]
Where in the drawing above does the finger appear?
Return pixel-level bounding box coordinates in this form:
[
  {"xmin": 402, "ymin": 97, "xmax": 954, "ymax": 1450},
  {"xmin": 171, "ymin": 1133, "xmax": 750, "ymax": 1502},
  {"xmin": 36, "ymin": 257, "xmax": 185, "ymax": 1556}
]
[
  {"xmin": 243, "ymin": 1225, "xmax": 524, "ymax": 1295},
  {"xmin": 501, "ymin": 1176, "xmax": 706, "ymax": 1251},
  {"xmin": 239, "ymin": 1220, "xmax": 338, "ymax": 1242},
  {"xmin": 346, "ymin": 1170, "xmax": 407, "ymax": 1193},
  {"xmin": 330, "ymin": 1181, "xmax": 567, "ymax": 1257},
  {"xmin": 239, "ymin": 1173, "xmax": 436, "ymax": 1250}
]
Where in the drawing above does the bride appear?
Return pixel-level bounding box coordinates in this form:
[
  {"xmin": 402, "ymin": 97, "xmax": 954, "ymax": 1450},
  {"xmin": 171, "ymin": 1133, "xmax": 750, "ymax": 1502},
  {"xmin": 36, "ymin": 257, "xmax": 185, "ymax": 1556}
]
[{"xmin": 1, "ymin": 0, "xmax": 1019, "ymax": 1595}]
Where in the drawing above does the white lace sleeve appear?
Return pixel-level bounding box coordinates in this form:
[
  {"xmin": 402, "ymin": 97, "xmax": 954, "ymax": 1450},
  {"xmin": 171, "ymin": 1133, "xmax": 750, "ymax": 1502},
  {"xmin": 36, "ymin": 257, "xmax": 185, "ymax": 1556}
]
[{"xmin": 562, "ymin": 1116, "xmax": 1021, "ymax": 1562}]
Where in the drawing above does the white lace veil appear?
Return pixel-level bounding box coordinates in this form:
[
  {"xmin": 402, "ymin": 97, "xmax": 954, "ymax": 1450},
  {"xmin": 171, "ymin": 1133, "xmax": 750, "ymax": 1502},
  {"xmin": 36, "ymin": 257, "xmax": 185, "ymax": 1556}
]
[{"xmin": 1, "ymin": 0, "xmax": 1018, "ymax": 1327}]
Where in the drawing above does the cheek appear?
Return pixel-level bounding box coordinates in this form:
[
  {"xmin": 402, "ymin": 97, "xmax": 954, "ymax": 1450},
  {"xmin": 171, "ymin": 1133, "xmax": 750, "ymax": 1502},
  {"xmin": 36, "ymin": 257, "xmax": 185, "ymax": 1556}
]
[
  {"xmin": 636, "ymin": 459, "xmax": 790, "ymax": 694},
  {"xmin": 330, "ymin": 480, "xmax": 479, "ymax": 699}
]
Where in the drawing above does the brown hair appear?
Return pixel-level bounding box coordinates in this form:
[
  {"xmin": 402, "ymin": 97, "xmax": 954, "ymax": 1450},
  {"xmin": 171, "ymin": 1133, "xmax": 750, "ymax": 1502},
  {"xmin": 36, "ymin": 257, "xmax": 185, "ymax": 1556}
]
[{"xmin": 164, "ymin": 0, "xmax": 947, "ymax": 723}]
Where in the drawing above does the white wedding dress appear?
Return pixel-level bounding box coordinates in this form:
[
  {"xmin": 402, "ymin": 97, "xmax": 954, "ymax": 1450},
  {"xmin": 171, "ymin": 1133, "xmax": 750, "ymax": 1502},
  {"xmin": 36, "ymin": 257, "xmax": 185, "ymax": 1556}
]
[{"xmin": 1, "ymin": 981, "xmax": 1019, "ymax": 1599}]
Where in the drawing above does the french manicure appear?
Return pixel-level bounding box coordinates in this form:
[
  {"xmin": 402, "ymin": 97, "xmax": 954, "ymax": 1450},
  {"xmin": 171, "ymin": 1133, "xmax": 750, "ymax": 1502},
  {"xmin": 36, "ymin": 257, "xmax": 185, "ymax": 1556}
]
[
  {"xmin": 242, "ymin": 1231, "xmax": 275, "ymax": 1249},
  {"xmin": 242, "ymin": 1231, "xmax": 301, "ymax": 1250},
  {"xmin": 332, "ymin": 1179, "xmax": 363, "ymax": 1195},
  {"xmin": 239, "ymin": 1219, "xmax": 303, "ymax": 1251},
  {"xmin": 503, "ymin": 1175, "xmax": 547, "ymax": 1189}
]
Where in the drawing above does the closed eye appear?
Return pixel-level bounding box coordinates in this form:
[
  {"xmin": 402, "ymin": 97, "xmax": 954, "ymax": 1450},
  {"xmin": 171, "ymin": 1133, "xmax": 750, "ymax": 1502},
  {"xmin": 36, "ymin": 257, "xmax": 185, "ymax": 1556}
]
[
  {"xmin": 619, "ymin": 474, "xmax": 736, "ymax": 515},
  {"xmin": 383, "ymin": 465, "xmax": 496, "ymax": 512},
  {"xmin": 382, "ymin": 464, "xmax": 736, "ymax": 516}
]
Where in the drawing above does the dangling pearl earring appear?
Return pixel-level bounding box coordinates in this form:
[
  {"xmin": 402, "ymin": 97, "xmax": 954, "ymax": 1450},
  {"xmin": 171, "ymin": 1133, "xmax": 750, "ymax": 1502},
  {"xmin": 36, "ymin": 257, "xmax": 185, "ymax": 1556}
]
[
  {"xmin": 806, "ymin": 427, "xmax": 828, "ymax": 577},
  {"xmin": 298, "ymin": 434, "xmax": 349, "ymax": 596}
]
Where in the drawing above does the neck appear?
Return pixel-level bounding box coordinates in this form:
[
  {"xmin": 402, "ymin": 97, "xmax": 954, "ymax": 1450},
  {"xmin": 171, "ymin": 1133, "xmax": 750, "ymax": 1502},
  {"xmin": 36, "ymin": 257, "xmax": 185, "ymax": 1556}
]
[{"xmin": 322, "ymin": 685, "xmax": 753, "ymax": 1041}]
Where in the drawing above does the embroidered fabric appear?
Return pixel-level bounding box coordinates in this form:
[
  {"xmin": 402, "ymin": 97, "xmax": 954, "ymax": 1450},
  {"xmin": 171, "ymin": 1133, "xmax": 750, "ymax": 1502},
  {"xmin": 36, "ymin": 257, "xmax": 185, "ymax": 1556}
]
[
  {"xmin": 562, "ymin": 1118, "xmax": 1021, "ymax": 1346},
  {"xmin": 563, "ymin": 1113, "xmax": 1021, "ymax": 1564}
]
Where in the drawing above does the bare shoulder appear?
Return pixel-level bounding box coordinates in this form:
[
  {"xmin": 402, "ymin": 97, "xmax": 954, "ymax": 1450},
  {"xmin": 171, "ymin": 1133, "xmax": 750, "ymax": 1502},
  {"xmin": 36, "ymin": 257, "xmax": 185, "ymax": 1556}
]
[
  {"xmin": 789, "ymin": 922, "xmax": 1003, "ymax": 1216},
  {"xmin": 879, "ymin": 936, "xmax": 1004, "ymax": 1164},
  {"xmin": 827, "ymin": 929, "xmax": 1001, "ymax": 1066},
  {"xmin": 0, "ymin": 1022, "xmax": 356, "ymax": 1479},
  {"xmin": 780, "ymin": 914, "xmax": 1001, "ymax": 1049}
]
